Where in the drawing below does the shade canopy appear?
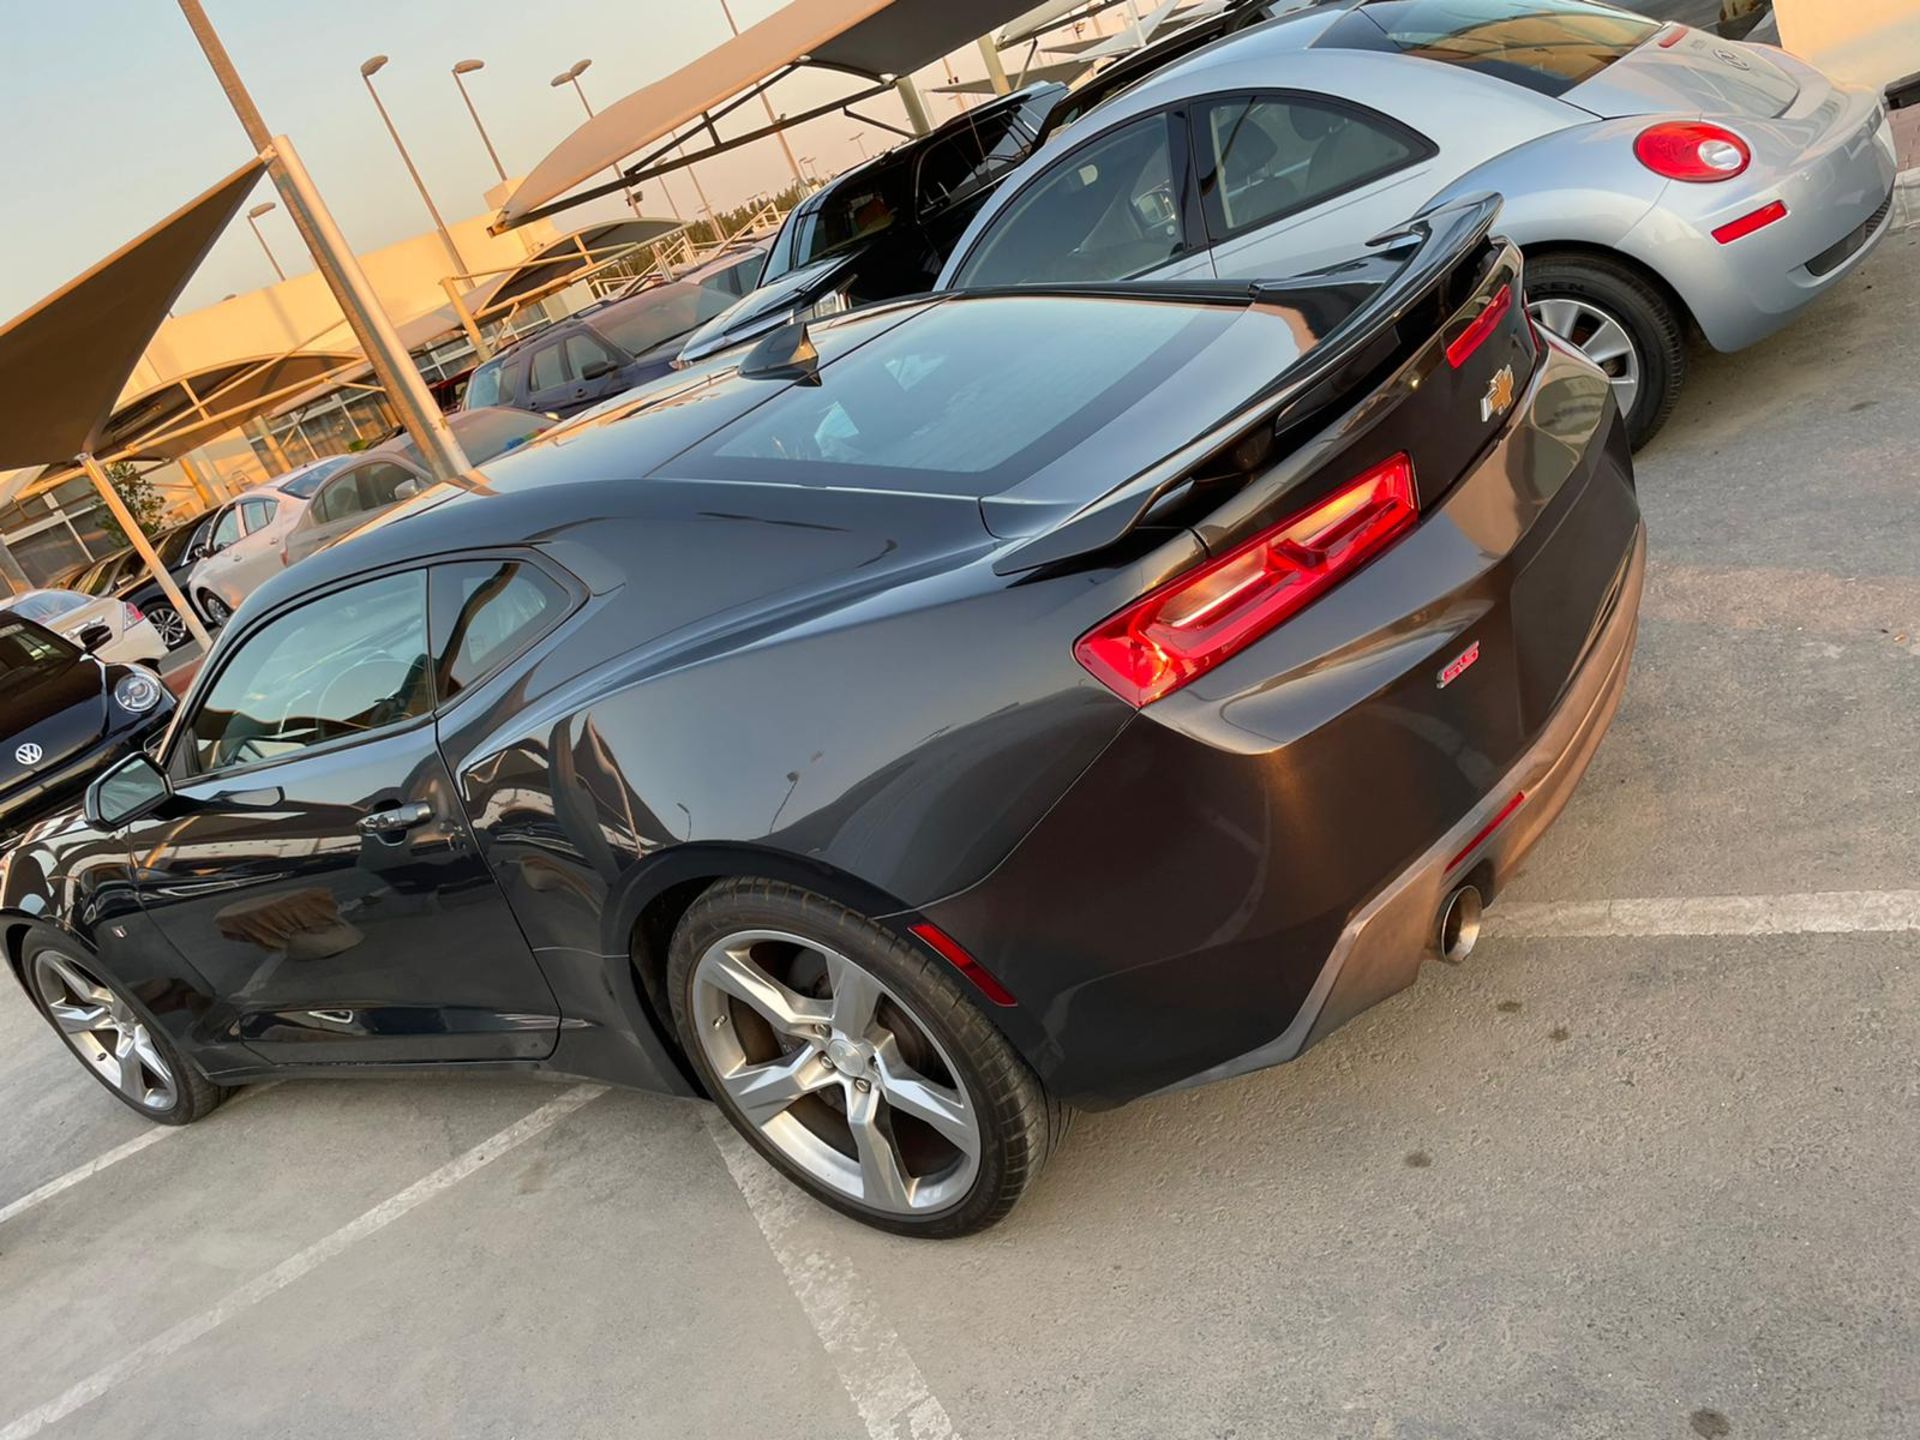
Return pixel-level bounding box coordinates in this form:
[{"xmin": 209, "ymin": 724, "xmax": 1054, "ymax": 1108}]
[
  {"xmin": 0, "ymin": 159, "xmax": 267, "ymax": 469},
  {"xmin": 494, "ymin": 0, "xmax": 1039, "ymax": 229}
]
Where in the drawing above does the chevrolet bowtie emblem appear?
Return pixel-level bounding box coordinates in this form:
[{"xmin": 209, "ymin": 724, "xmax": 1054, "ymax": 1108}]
[{"xmin": 1481, "ymin": 364, "xmax": 1516, "ymax": 423}]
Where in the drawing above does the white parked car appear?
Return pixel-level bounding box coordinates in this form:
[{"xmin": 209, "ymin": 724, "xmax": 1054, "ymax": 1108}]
[
  {"xmin": 0, "ymin": 588, "xmax": 166, "ymax": 665},
  {"xmin": 184, "ymin": 456, "xmax": 352, "ymax": 626}
]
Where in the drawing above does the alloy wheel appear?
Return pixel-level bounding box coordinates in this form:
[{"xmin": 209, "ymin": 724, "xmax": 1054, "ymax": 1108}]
[
  {"xmin": 199, "ymin": 593, "xmax": 231, "ymax": 626},
  {"xmin": 1528, "ymin": 295, "xmax": 1641, "ymax": 421},
  {"xmin": 692, "ymin": 928, "xmax": 981, "ymax": 1215},
  {"xmin": 30, "ymin": 951, "xmax": 179, "ymax": 1112},
  {"xmin": 148, "ymin": 605, "xmax": 189, "ymax": 649}
]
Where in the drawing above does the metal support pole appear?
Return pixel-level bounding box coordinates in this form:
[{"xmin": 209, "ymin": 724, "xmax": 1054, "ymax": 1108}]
[
  {"xmin": 249, "ymin": 418, "xmax": 293, "ymax": 476},
  {"xmin": 175, "ymin": 1, "xmax": 472, "ymax": 487},
  {"xmin": 895, "ymin": 75, "xmax": 934, "ymax": 135},
  {"xmin": 176, "ymin": 453, "xmax": 219, "ymax": 506},
  {"xmin": 79, "ymin": 452, "xmax": 212, "ymax": 651},
  {"xmin": 977, "ymin": 36, "xmax": 1012, "ymax": 95},
  {"xmin": 0, "ymin": 539, "xmax": 32, "ymax": 598},
  {"xmin": 443, "ymin": 276, "xmax": 492, "ymax": 362}
]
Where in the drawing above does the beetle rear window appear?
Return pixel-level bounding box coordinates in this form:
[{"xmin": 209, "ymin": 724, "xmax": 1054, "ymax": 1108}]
[{"xmin": 1327, "ymin": 0, "xmax": 1660, "ymax": 98}]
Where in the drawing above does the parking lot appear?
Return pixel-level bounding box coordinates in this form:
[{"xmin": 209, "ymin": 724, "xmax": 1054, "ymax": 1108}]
[{"xmin": 4, "ymin": 216, "xmax": 1918, "ymax": 1440}]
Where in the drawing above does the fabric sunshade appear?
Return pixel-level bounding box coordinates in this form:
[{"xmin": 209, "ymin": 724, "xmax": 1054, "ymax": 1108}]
[
  {"xmin": 494, "ymin": 0, "xmax": 1039, "ymax": 229},
  {"xmin": 0, "ymin": 159, "xmax": 267, "ymax": 469}
]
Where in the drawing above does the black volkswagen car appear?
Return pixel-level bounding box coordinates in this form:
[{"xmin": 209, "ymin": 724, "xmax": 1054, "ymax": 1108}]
[
  {"xmin": 675, "ymin": 82, "xmax": 1066, "ymax": 366},
  {"xmin": 3, "ymin": 198, "xmax": 1643, "ymax": 1237},
  {"xmin": 0, "ymin": 614, "xmax": 172, "ymax": 847}
]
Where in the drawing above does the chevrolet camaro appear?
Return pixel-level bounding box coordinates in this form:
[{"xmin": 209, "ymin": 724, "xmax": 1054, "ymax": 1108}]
[{"xmin": 4, "ymin": 197, "xmax": 1643, "ymax": 1236}]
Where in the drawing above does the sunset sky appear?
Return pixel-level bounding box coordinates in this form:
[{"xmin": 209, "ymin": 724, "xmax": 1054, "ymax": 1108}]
[{"xmin": 0, "ymin": 0, "xmax": 991, "ymax": 322}]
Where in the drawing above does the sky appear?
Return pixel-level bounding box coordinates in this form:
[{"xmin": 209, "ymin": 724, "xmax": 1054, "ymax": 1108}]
[{"xmin": 0, "ymin": 0, "xmax": 995, "ymax": 322}]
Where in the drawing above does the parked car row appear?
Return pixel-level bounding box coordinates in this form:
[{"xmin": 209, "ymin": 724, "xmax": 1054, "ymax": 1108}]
[{"xmin": 2, "ymin": 0, "xmax": 1892, "ymax": 1239}]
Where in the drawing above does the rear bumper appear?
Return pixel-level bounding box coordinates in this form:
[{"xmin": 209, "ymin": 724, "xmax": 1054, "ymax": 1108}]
[
  {"xmin": 1166, "ymin": 524, "xmax": 1644, "ymax": 1092},
  {"xmin": 1628, "ymin": 87, "xmax": 1898, "ymax": 351}
]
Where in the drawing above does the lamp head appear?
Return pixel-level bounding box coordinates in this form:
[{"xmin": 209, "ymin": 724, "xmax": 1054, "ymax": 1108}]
[
  {"xmin": 247, "ymin": 202, "xmax": 276, "ymax": 220},
  {"xmin": 360, "ymin": 55, "xmax": 389, "ymax": 78},
  {"xmin": 453, "ymin": 59, "xmax": 484, "ymax": 74}
]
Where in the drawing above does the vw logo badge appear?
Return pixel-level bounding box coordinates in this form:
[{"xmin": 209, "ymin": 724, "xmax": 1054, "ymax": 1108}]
[{"xmin": 15, "ymin": 742, "xmax": 44, "ymax": 766}]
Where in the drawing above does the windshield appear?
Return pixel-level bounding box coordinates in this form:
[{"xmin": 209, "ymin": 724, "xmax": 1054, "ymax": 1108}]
[
  {"xmin": 279, "ymin": 455, "xmax": 352, "ymax": 498},
  {"xmin": 593, "ymin": 280, "xmax": 744, "ymax": 357},
  {"xmin": 388, "ymin": 409, "xmax": 554, "ymax": 469},
  {"xmin": 465, "ymin": 358, "xmax": 506, "ymax": 409},
  {"xmin": 0, "ymin": 619, "xmax": 79, "ymax": 691},
  {"xmin": 675, "ymin": 295, "xmax": 1227, "ymax": 496},
  {"xmin": 1332, "ymin": 0, "xmax": 1661, "ymax": 97},
  {"xmin": 5, "ymin": 591, "xmax": 85, "ymax": 624}
]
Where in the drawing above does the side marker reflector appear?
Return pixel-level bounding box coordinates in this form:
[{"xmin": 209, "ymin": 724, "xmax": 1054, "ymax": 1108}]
[
  {"xmin": 910, "ymin": 922, "xmax": 1018, "ymax": 1007},
  {"xmin": 1447, "ymin": 792, "xmax": 1527, "ymax": 874},
  {"xmin": 1712, "ymin": 200, "xmax": 1788, "ymax": 244}
]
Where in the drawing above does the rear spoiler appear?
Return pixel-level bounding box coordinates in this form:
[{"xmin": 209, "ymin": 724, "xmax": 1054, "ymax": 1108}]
[{"xmin": 990, "ymin": 193, "xmax": 1504, "ymax": 577}]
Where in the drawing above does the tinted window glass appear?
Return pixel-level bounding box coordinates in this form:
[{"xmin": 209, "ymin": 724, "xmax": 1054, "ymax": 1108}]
[
  {"xmin": 956, "ymin": 115, "xmax": 1181, "ymax": 287},
  {"xmin": 444, "ymin": 409, "xmax": 554, "ymax": 464},
  {"xmin": 240, "ymin": 497, "xmax": 277, "ymax": 531},
  {"xmin": 594, "ymin": 282, "xmax": 735, "ymax": 357},
  {"xmin": 1336, "ymin": 0, "xmax": 1659, "ymax": 97},
  {"xmin": 465, "ymin": 358, "xmax": 506, "ymax": 409},
  {"xmin": 209, "ymin": 508, "xmax": 242, "ymax": 550},
  {"xmin": 1199, "ymin": 96, "xmax": 1420, "ymax": 235},
  {"xmin": 313, "ymin": 473, "xmax": 366, "ymax": 524},
  {"xmin": 528, "ymin": 342, "xmax": 569, "ymax": 393},
  {"xmin": 682, "ymin": 296, "xmax": 1223, "ymax": 492},
  {"xmin": 155, "ymin": 520, "xmax": 206, "ymax": 567},
  {"xmin": 913, "ymin": 108, "xmax": 1032, "ymax": 214},
  {"xmin": 432, "ymin": 560, "xmax": 568, "ymax": 699},
  {"xmin": 188, "ymin": 570, "xmax": 431, "ymax": 772},
  {"xmin": 361, "ymin": 461, "xmax": 425, "ymax": 508},
  {"xmin": 564, "ymin": 331, "xmax": 620, "ymax": 376},
  {"xmin": 778, "ymin": 162, "xmax": 914, "ymax": 276}
]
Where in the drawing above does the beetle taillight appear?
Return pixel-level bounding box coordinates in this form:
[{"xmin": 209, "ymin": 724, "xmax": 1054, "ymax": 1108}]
[
  {"xmin": 1075, "ymin": 455, "xmax": 1418, "ymax": 708},
  {"xmin": 1633, "ymin": 121, "xmax": 1751, "ymax": 182}
]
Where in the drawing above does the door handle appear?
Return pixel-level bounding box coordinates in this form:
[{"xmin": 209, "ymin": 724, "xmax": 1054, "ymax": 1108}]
[{"xmin": 357, "ymin": 801, "xmax": 434, "ymax": 836}]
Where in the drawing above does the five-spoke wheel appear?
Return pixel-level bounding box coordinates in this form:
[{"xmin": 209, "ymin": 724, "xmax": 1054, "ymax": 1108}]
[{"xmin": 669, "ymin": 880, "xmax": 1065, "ymax": 1237}]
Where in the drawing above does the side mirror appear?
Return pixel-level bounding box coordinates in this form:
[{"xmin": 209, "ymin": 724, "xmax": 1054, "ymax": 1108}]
[
  {"xmin": 187, "ymin": 542, "xmax": 209, "ymax": 562},
  {"xmin": 77, "ymin": 623, "xmax": 113, "ymax": 653},
  {"xmin": 580, "ymin": 359, "xmax": 618, "ymax": 381},
  {"xmin": 86, "ymin": 752, "xmax": 171, "ymax": 830}
]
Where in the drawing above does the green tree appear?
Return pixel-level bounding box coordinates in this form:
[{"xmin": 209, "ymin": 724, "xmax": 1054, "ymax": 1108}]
[{"xmin": 93, "ymin": 461, "xmax": 165, "ymax": 551}]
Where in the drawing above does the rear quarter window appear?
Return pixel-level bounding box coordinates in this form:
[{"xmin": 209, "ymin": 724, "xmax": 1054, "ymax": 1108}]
[{"xmin": 1327, "ymin": 0, "xmax": 1660, "ymax": 98}]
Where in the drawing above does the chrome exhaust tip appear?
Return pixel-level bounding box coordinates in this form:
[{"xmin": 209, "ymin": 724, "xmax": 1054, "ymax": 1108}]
[{"xmin": 1438, "ymin": 885, "xmax": 1483, "ymax": 964}]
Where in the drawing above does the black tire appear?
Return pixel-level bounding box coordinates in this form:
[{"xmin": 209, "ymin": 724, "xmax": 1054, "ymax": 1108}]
[
  {"xmin": 1525, "ymin": 252, "xmax": 1687, "ymax": 449},
  {"xmin": 667, "ymin": 879, "xmax": 1068, "ymax": 1238},
  {"xmin": 22, "ymin": 936, "xmax": 225, "ymax": 1126},
  {"xmin": 146, "ymin": 604, "xmax": 190, "ymax": 650},
  {"xmin": 197, "ymin": 591, "xmax": 231, "ymax": 627}
]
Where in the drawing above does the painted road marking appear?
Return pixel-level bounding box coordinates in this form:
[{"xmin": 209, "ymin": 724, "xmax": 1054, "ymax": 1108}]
[
  {"xmin": 1491, "ymin": 890, "xmax": 1920, "ymax": 939},
  {"xmin": 708, "ymin": 1113, "xmax": 958, "ymax": 1440},
  {"xmin": 0, "ymin": 1084, "xmax": 605, "ymax": 1440},
  {"xmin": 0, "ymin": 1082, "xmax": 279, "ymax": 1231}
]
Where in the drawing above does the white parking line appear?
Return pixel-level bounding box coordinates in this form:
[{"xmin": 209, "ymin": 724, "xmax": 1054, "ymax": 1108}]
[
  {"xmin": 0, "ymin": 1082, "xmax": 279, "ymax": 1230},
  {"xmin": 1491, "ymin": 890, "xmax": 1920, "ymax": 939},
  {"xmin": 707, "ymin": 1114, "xmax": 959, "ymax": 1440},
  {"xmin": 0, "ymin": 1083, "xmax": 604, "ymax": 1440}
]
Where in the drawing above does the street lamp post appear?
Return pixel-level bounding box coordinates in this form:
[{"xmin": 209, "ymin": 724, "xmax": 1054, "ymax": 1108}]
[
  {"xmin": 550, "ymin": 59, "xmax": 679, "ymax": 221},
  {"xmin": 451, "ymin": 59, "xmax": 507, "ymax": 184},
  {"xmin": 246, "ymin": 201, "xmax": 286, "ymax": 280},
  {"xmin": 717, "ymin": 0, "xmax": 807, "ymax": 187},
  {"xmin": 359, "ymin": 54, "xmax": 466, "ymax": 276},
  {"xmin": 554, "ymin": 57, "xmax": 719, "ymax": 235}
]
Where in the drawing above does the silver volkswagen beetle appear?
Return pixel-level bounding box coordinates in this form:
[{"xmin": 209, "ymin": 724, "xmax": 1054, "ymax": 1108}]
[{"xmin": 936, "ymin": 0, "xmax": 1898, "ymax": 446}]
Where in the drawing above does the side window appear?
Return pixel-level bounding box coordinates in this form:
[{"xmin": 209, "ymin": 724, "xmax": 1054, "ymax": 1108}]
[
  {"xmin": 430, "ymin": 560, "xmax": 568, "ymax": 701},
  {"xmin": 1197, "ymin": 95, "xmax": 1423, "ymax": 238},
  {"xmin": 186, "ymin": 570, "xmax": 431, "ymax": 773},
  {"xmin": 527, "ymin": 341, "xmax": 570, "ymax": 394},
  {"xmin": 312, "ymin": 472, "xmax": 366, "ymax": 524},
  {"xmin": 360, "ymin": 461, "xmax": 425, "ymax": 508},
  {"xmin": 955, "ymin": 114, "xmax": 1183, "ymax": 287},
  {"xmin": 208, "ymin": 507, "xmax": 242, "ymax": 552},
  {"xmin": 240, "ymin": 497, "xmax": 277, "ymax": 531},
  {"xmin": 564, "ymin": 332, "xmax": 620, "ymax": 375}
]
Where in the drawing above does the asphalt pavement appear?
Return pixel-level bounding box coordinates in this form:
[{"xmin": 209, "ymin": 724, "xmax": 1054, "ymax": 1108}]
[{"xmin": 3, "ymin": 226, "xmax": 1917, "ymax": 1440}]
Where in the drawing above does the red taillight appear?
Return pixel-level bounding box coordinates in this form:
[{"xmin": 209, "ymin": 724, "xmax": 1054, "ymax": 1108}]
[
  {"xmin": 909, "ymin": 922, "xmax": 1017, "ymax": 1007},
  {"xmin": 1712, "ymin": 199, "xmax": 1788, "ymax": 244},
  {"xmin": 122, "ymin": 602, "xmax": 142, "ymax": 625},
  {"xmin": 1633, "ymin": 121, "xmax": 1751, "ymax": 182},
  {"xmin": 1075, "ymin": 454, "xmax": 1418, "ymax": 708},
  {"xmin": 1657, "ymin": 24, "xmax": 1686, "ymax": 47},
  {"xmin": 1446, "ymin": 283, "xmax": 1512, "ymax": 369}
]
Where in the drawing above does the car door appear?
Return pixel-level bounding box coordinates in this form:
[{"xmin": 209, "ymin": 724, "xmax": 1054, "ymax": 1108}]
[
  {"xmin": 1193, "ymin": 92, "xmax": 1438, "ymax": 280},
  {"xmin": 523, "ymin": 334, "xmax": 578, "ymax": 414},
  {"xmin": 354, "ymin": 458, "xmax": 429, "ymax": 526},
  {"xmin": 562, "ymin": 330, "xmax": 631, "ymax": 409},
  {"xmin": 295, "ymin": 465, "xmax": 376, "ymax": 560},
  {"xmin": 946, "ymin": 110, "xmax": 1217, "ymax": 288},
  {"xmin": 194, "ymin": 504, "xmax": 246, "ymax": 603},
  {"xmin": 120, "ymin": 567, "xmax": 560, "ymax": 1063},
  {"xmin": 224, "ymin": 495, "xmax": 285, "ymax": 600}
]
